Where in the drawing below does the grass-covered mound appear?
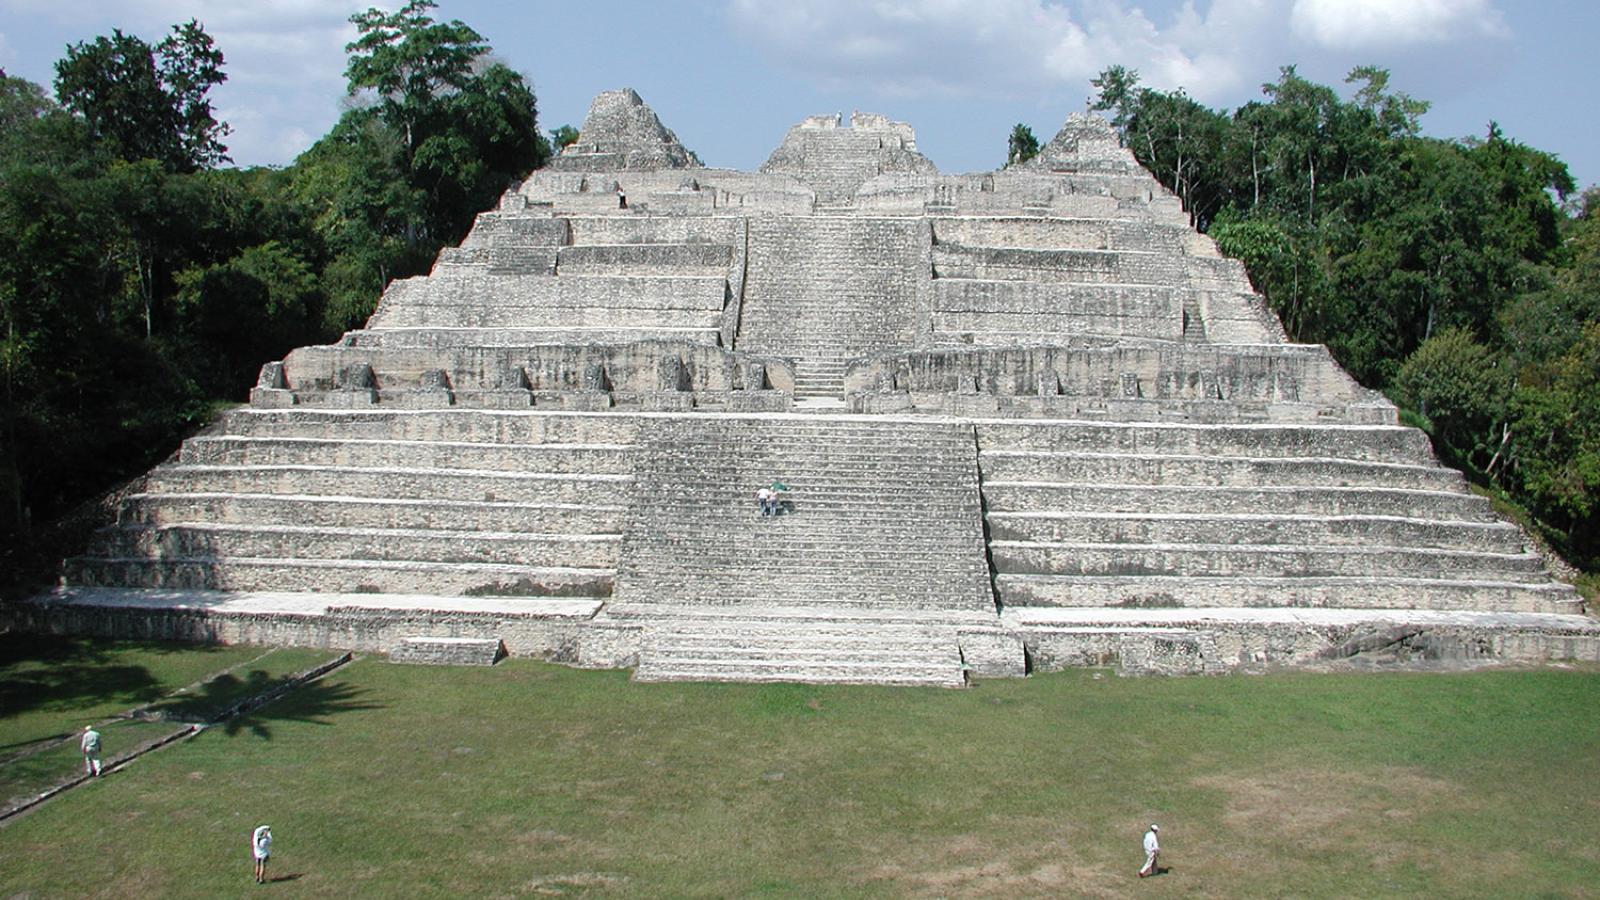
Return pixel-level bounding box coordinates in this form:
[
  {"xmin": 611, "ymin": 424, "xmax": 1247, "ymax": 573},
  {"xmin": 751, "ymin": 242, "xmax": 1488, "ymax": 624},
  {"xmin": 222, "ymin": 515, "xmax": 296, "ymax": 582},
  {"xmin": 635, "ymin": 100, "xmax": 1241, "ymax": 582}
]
[{"xmin": 2, "ymin": 650, "xmax": 1597, "ymax": 897}]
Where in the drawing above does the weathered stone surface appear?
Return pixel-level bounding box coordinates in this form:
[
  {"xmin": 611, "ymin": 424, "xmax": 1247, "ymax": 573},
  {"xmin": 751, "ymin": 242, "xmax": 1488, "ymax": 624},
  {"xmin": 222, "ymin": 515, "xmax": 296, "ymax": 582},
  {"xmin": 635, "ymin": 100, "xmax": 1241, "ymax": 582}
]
[{"xmin": 548, "ymin": 88, "xmax": 697, "ymax": 172}]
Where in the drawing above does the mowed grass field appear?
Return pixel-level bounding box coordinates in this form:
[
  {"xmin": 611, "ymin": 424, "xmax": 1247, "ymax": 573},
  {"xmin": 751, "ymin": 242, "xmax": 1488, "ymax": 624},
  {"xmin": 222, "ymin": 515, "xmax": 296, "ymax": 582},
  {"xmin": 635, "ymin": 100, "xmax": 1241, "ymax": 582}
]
[{"xmin": 2, "ymin": 643, "xmax": 1598, "ymax": 898}]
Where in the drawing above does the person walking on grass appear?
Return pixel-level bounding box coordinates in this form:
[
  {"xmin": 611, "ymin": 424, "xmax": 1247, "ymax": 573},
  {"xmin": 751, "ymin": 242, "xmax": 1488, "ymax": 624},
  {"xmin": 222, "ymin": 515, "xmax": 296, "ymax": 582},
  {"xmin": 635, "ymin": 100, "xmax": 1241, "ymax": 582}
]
[
  {"xmin": 252, "ymin": 825, "xmax": 272, "ymax": 884},
  {"xmin": 80, "ymin": 725, "xmax": 102, "ymax": 777},
  {"xmin": 1138, "ymin": 823, "xmax": 1160, "ymax": 878}
]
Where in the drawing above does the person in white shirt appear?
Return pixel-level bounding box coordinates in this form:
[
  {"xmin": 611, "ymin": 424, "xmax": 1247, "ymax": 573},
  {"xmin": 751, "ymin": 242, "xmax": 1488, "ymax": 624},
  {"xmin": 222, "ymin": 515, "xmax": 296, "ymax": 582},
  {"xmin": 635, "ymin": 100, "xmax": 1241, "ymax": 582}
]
[
  {"xmin": 79, "ymin": 726, "xmax": 102, "ymax": 777},
  {"xmin": 252, "ymin": 825, "xmax": 273, "ymax": 884},
  {"xmin": 756, "ymin": 486, "xmax": 774, "ymax": 517},
  {"xmin": 1138, "ymin": 823, "xmax": 1160, "ymax": 878}
]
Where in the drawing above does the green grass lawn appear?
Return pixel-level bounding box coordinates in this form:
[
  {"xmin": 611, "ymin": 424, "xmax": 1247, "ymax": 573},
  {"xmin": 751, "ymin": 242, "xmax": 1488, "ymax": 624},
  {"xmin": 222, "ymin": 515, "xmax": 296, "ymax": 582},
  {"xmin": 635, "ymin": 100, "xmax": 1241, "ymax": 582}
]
[
  {"xmin": 2, "ymin": 654, "xmax": 1598, "ymax": 898},
  {"xmin": 0, "ymin": 641, "xmax": 342, "ymax": 811},
  {"xmin": 0, "ymin": 635, "xmax": 267, "ymax": 751}
]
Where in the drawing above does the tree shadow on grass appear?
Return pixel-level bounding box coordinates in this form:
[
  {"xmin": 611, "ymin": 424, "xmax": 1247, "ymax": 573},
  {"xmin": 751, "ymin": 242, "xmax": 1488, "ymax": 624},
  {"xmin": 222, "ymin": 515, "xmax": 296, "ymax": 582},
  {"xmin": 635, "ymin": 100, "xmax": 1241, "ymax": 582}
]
[
  {"xmin": 213, "ymin": 675, "xmax": 384, "ymax": 741},
  {"xmin": 0, "ymin": 634, "xmax": 167, "ymax": 720}
]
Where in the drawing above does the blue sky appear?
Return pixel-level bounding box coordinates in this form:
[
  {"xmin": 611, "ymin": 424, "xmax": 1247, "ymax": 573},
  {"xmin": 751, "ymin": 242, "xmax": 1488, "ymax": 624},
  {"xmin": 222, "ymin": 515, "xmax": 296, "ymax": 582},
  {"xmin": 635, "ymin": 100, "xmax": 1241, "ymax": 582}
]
[{"xmin": 1, "ymin": 1, "xmax": 1595, "ymax": 192}]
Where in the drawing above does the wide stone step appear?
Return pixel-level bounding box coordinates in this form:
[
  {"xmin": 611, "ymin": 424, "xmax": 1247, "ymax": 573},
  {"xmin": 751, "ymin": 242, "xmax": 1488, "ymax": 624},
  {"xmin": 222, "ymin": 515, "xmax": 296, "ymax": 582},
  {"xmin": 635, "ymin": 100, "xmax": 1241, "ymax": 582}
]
[
  {"xmin": 615, "ymin": 582, "xmax": 992, "ymax": 608},
  {"xmin": 603, "ymin": 602, "xmax": 1004, "ymax": 626},
  {"xmin": 985, "ymin": 511, "xmax": 1527, "ymax": 553},
  {"xmin": 94, "ymin": 523, "xmax": 621, "ymax": 568},
  {"xmin": 146, "ymin": 465, "xmax": 632, "ymax": 505},
  {"xmin": 995, "ymin": 574, "xmax": 1581, "ymax": 614},
  {"xmin": 634, "ymin": 659, "xmax": 964, "ymax": 687},
  {"xmin": 978, "ymin": 451, "xmax": 1461, "ymax": 490},
  {"xmin": 347, "ymin": 325, "xmax": 723, "ymax": 348},
  {"xmin": 376, "ymin": 272, "xmax": 726, "ymax": 310},
  {"xmin": 630, "ymin": 509, "xmax": 982, "ymax": 529},
  {"xmin": 618, "ymin": 566, "xmax": 990, "ymax": 589},
  {"xmin": 621, "ymin": 573, "xmax": 990, "ymax": 592},
  {"xmin": 630, "ymin": 496, "xmax": 980, "ymax": 517},
  {"xmin": 645, "ymin": 626, "xmax": 954, "ymax": 650},
  {"xmin": 373, "ymin": 306, "xmax": 723, "ymax": 330},
  {"xmin": 991, "ymin": 540, "xmax": 1548, "ymax": 581},
  {"xmin": 556, "ymin": 242, "xmax": 734, "ymax": 276},
  {"xmin": 975, "ymin": 422, "xmax": 1435, "ymax": 464},
  {"xmin": 645, "ymin": 425, "xmax": 972, "ymax": 443},
  {"xmin": 980, "ymin": 482, "xmax": 1496, "ymax": 521},
  {"xmin": 181, "ymin": 437, "xmax": 634, "ymax": 474},
  {"xmin": 216, "ymin": 409, "xmax": 646, "ymax": 445},
  {"xmin": 638, "ymin": 457, "xmax": 977, "ymax": 475},
  {"xmin": 64, "ymin": 556, "xmax": 615, "ymax": 597},
  {"xmin": 120, "ymin": 493, "xmax": 627, "ymax": 534},
  {"xmin": 624, "ymin": 532, "xmax": 985, "ymax": 554},
  {"xmin": 635, "ymin": 619, "xmax": 966, "ymax": 686},
  {"xmin": 390, "ymin": 636, "xmax": 505, "ymax": 666}
]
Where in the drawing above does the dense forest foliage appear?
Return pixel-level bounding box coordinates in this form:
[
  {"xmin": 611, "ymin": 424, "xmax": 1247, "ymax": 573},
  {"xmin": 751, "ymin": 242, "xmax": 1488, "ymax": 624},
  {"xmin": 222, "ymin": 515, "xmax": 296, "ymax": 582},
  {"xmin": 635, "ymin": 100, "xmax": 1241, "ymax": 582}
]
[
  {"xmin": 1083, "ymin": 65, "xmax": 1598, "ymax": 568},
  {"xmin": 0, "ymin": 1, "xmax": 549, "ymax": 561},
  {"xmin": 0, "ymin": 5, "xmax": 1594, "ymax": 580}
]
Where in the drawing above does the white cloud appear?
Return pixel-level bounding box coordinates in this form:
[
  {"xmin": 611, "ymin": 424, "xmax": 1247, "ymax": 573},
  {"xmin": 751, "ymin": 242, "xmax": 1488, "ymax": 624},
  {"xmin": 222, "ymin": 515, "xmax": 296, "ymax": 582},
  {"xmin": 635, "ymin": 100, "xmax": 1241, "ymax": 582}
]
[
  {"xmin": 726, "ymin": 0, "xmax": 1511, "ymax": 106},
  {"xmin": 1290, "ymin": 0, "xmax": 1508, "ymax": 49}
]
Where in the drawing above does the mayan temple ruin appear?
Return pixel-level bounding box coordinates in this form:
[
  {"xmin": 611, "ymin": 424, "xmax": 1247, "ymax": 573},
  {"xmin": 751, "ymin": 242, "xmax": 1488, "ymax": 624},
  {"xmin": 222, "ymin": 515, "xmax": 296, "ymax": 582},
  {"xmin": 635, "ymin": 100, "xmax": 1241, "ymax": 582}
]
[{"xmin": 19, "ymin": 88, "xmax": 1598, "ymax": 683}]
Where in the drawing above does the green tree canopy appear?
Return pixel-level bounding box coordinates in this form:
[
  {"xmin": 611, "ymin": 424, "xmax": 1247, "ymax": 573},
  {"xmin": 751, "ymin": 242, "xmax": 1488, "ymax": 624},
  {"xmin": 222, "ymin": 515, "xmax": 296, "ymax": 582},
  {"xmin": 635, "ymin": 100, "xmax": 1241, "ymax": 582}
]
[
  {"xmin": 1007, "ymin": 124, "xmax": 1039, "ymax": 167},
  {"xmin": 549, "ymin": 124, "xmax": 579, "ymax": 151},
  {"xmin": 53, "ymin": 20, "xmax": 229, "ymax": 172}
]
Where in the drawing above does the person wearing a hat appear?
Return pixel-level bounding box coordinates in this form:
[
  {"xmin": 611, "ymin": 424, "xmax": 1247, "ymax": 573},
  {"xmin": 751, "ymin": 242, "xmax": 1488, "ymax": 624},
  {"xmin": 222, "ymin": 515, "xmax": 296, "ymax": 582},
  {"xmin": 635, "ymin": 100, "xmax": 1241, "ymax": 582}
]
[
  {"xmin": 1138, "ymin": 823, "xmax": 1160, "ymax": 878},
  {"xmin": 252, "ymin": 825, "xmax": 273, "ymax": 884}
]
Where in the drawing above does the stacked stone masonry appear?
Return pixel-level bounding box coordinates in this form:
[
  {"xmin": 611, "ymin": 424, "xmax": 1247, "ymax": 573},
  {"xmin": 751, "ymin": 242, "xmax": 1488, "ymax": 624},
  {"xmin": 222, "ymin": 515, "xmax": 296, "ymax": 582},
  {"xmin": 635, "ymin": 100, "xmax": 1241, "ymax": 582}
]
[{"xmin": 26, "ymin": 90, "xmax": 1594, "ymax": 681}]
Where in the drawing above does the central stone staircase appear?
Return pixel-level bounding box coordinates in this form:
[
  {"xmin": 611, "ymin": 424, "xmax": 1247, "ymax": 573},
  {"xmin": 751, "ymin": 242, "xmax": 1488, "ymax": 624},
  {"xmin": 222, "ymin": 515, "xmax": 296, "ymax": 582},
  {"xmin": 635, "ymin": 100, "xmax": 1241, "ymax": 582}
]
[
  {"xmin": 599, "ymin": 415, "xmax": 1009, "ymax": 685},
  {"xmin": 736, "ymin": 217, "xmax": 924, "ymax": 399}
]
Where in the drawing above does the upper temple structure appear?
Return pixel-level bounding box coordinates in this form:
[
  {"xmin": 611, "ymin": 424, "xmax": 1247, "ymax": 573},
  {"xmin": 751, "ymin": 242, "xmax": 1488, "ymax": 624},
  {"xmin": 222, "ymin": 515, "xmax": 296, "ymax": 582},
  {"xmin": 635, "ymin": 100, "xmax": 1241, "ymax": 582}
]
[{"xmin": 22, "ymin": 88, "xmax": 1597, "ymax": 682}]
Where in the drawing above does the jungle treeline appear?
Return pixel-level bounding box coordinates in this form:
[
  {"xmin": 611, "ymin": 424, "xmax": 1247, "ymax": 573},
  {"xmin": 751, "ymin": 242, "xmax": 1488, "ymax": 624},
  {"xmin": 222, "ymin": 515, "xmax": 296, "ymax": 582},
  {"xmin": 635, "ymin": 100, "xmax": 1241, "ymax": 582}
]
[
  {"xmin": 0, "ymin": 2, "xmax": 549, "ymax": 569},
  {"xmin": 0, "ymin": 7, "xmax": 1594, "ymax": 579}
]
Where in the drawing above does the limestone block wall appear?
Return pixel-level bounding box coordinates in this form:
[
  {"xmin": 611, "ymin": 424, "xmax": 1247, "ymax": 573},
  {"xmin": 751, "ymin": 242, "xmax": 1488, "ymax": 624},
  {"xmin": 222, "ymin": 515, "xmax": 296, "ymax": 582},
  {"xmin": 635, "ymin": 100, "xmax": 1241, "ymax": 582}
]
[
  {"xmin": 457, "ymin": 213, "xmax": 570, "ymax": 250},
  {"xmin": 844, "ymin": 343, "xmax": 1380, "ymax": 421},
  {"xmin": 1013, "ymin": 615, "xmax": 1600, "ymax": 674},
  {"xmin": 931, "ymin": 217, "xmax": 1190, "ymax": 254},
  {"xmin": 736, "ymin": 217, "xmax": 924, "ymax": 360},
  {"xmin": 12, "ymin": 601, "xmax": 592, "ymax": 660},
  {"xmin": 932, "ymin": 244, "xmax": 1187, "ymax": 286},
  {"xmin": 520, "ymin": 169, "xmax": 817, "ymax": 216},
  {"xmin": 368, "ymin": 273, "xmax": 728, "ymax": 330},
  {"xmin": 565, "ymin": 215, "xmax": 742, "ymax": 246},
  {"xmin": 262, "ymin": 341, "xmax": 793, "ymax": 407},
  {"xmin": 65, "ymin": 408, "xmax": 649, "ymax": 599},
  {"xmin": 928, "ymin": 282, "xmax": 1187, "ymax": 342},
  {"xmin": 974, "ymin": 419, "xmax": 1582, "ymax": 616}
]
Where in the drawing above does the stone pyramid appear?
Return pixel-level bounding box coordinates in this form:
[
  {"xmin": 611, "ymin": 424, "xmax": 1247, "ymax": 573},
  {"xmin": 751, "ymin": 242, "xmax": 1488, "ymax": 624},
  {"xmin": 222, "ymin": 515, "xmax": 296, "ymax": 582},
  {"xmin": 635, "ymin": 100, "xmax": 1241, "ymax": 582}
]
[
  {"xmin": 24, "ymin": 89, "xmax": 1596, "ymax": 683},
  {"xmin": 549, "ymin": 88, "xmax": 698, "ymax": 172}
]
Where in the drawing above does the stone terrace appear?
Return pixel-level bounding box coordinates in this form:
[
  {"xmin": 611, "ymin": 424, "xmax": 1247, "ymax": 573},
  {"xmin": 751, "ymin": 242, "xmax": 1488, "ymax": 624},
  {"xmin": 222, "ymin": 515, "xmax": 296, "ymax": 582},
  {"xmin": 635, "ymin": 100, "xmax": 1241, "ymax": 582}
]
[{"xmin": 21, "ymin": 90, "xmax": 1597, "ymax": 682}]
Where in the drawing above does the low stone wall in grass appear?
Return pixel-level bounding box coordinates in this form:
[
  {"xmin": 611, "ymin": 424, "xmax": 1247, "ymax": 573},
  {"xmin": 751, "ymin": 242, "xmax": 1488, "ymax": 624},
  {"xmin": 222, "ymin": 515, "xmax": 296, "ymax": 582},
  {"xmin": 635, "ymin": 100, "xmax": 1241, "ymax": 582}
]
[
  {"xmin": 1017, "ymin": 618, "xmax": 1600, "ymax": 676},
  {"xmin": 7, "ymin": 602, "xmax": 588, "ymax": 662}
]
